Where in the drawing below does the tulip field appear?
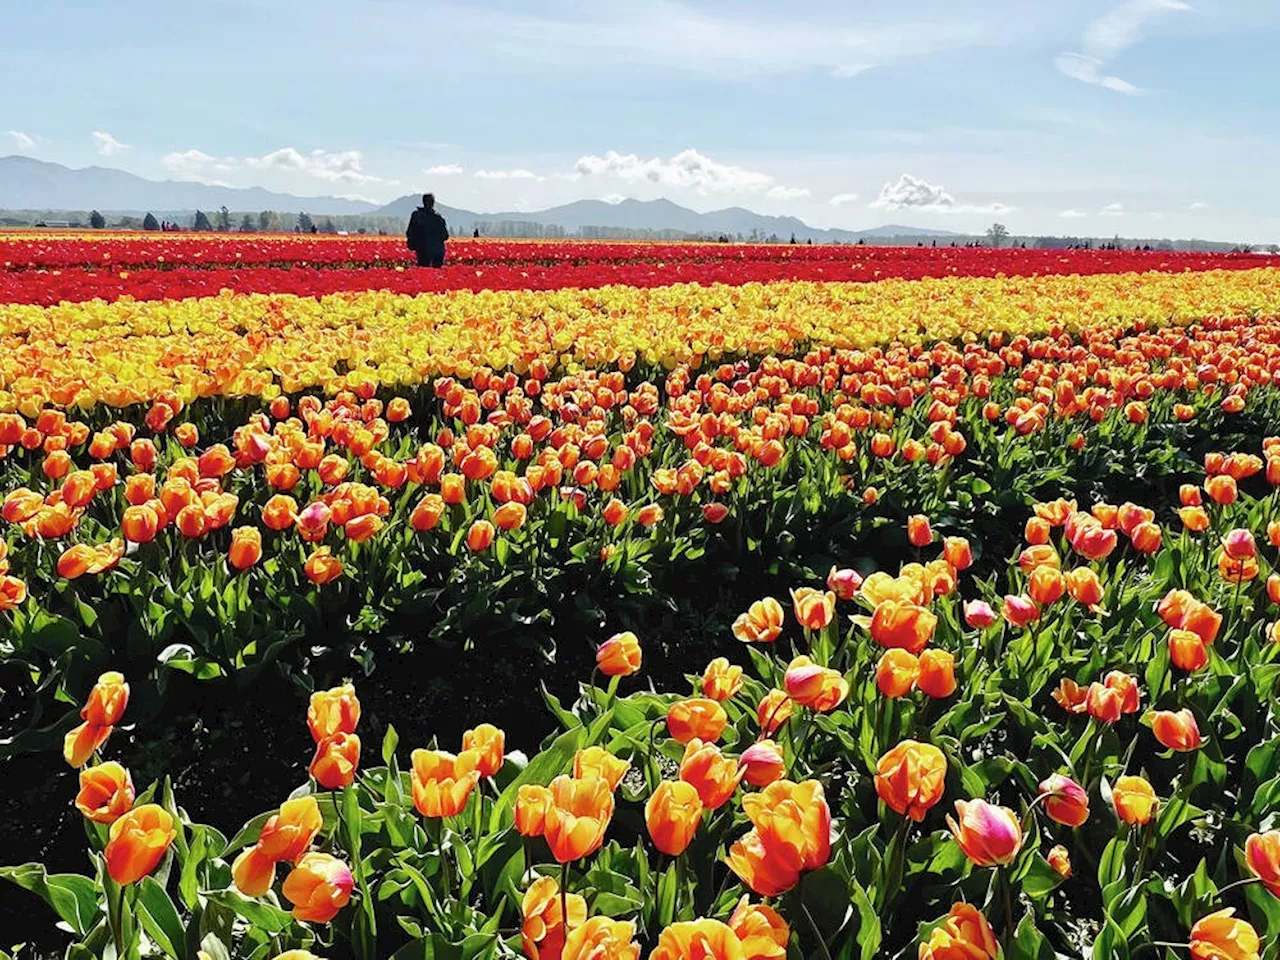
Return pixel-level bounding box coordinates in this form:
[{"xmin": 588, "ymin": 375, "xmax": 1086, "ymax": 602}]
[{"xmin": 2, "ymin": 233, "xmax": 1280, "ymax": 960}]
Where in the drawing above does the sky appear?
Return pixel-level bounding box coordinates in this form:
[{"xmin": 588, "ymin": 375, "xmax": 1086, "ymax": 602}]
[{"xmin": 3, "ymin": 0, "xmax": 1279, "ymax": 241}]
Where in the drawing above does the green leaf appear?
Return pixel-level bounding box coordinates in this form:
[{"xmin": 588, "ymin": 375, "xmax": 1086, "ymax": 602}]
[
  {"xmin": 1020, "ymin": 854, "xmax": 1066, "ymax": 899},
  {"xmin": 198, "ymin": 934, "xmax": 232, "ymax": 960},
  {"xmin": 0, "ymin": 864, "xmax": 99, "ymax": 935},
  {"xmin": 383, "ymin": 724, "xmax": 401, "ymax": 766},
  {"xmin": 204, "ymin": 890, "xmax": 294, "ymax": 933},
  {"xmin": 137, "ymin": 876, "xmax": 187, "ymax": 960},
  {"xmin": 1009, "ymin": 910, "xmax": 1056, "ymax": 960}
]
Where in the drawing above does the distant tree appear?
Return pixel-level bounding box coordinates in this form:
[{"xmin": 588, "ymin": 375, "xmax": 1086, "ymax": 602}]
[
  {"xmin": 142, "ymin": 213, "xmax": 159, "ymax": 231},
  {"xmin": 216, "ymin": 205, "xmax": 231, "ymax": 231},
  {"xmin": 320, "ymin": 218, "xmax": 337, "ymax": 234},
  {"xmin": 296, "ymin": 211, "xmax": 314, "ymax": 233},
  {"xmin": 1268, "ymin": 244, "xmax": 1280, "ymax": 255},
  {"xmin": 985, "ymin": 222, "xmax": 1009, "ymax": 247},
  {"xmin": 193, "ymin": 210, "xmax": 213, "ymax": 232},
  {"xmin": 239, "ymin": 214, "xmax": 255, "ymax": 232},
  {"xmin": 258, "ymin": 210, "xmax": 274, "ymax": 232},
  {"xmin": 89, "ymin": 209, "xmax": 106, "ymax": 229}
]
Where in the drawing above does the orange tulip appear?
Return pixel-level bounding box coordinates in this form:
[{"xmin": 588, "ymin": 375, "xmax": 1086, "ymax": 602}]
[
  {"xmin": 728, "ymin": 896, "xmax": 790, "ymax": 959},
  {"xmin": 943, "ymin": 536, "xmax": 973, "ymax": 571},
  {"xmin": 232, "ymin": 846, "xmax": 278, "ymax": 898},
  {"xmin": 63, "ymin": 721, "xmax": 112, "ymax": 767},
  {"xmin": 257, "ymin": 796, "xmax": 323, "ymax": 864},
  {"xmin": 745, "ymin": 778, "xmax": 832, "ymax": 870},
  {"xmin": 1189, "ymin": 909, "xmax": 1260, "ymax": 960},
  {"xmin": 1169, "ymin": 629, "xmax": 1209, "ymax": 672},
  {"xmin": 917, "ymin": 649, "xmax": 956, "ymax": 699},
  {"xmin": 543, "ymin": 775, "xmax": 614, "ymax": 863},
  {"xmin": 561, "ymin": 917, "xmax": 639, "ymax": 960},
  {"xmin": 756, "ymin": 689, "xmax": 792, "ymax": 736},
  {"xmin": 874, "ymin": 740, "xmax": 947, "ymax": 821},
  {"xmin": 308, "ymin": 684, "xmax": 360, "ymax": 742},
  {"xmin": 725, "ymin": 829, "xmax": 801, "ymax": 897},
  {"xmin": 515, "ymin": 784, "xmax": 553, "ymax": 837},
  {"xmin": 409, "ymin": 493, "xmax": 446, "ymax": 531},
  {"xmin": 1065, "ymin": 567, "xmax": 1104, "ymax": 609},
  {"xmin": 919, "ymin": 903, "xmax": 1000, "ymax": 960},
  {"xmin": 680, "ymin": 739, "xmax": 744, "ymax": 810},
  {"xmin": 1244, "ymin": 831, "xmax": 1280, "ymax": 897},
  {"xmin": 636, "ymin": 503, "xmax": 664, "ymax": 527},
  {"xmin": 732, "ymin": 597, "xmax": 785, "ymax": 643},
  {"xmin": 228, "ymin": 526, "xmax": 263, "ymax": 570},
  {"xmin": 650, "ymin": 920, "xmax": 745, "ymax": 960},
  {"xmin": 1038, "ymin": 773, "xmax": 1089, "ymax": 827},
  {"xmin": 281, "ymin": 852, "xmax": 353, "ymax": 923},
  {"xmin": 701, "ymin": 657, "xmax": 744, "ymax": 701},
  {"xmin": 1027, "ymin": 565, "xmax": 1066, "ymax": 606},
  {"xmin": 876, "ymin": 649, "xmax": 919, "ymax": 698},
  {"xmin": 310, "ymin": 733, "xmax": 361, "ymax": 789},
  {"xmin": 81, "ymin": 671, "xmax": 128, "ymax": 726},
  {"xmin": 1151, "ymin": 708, "xmax": 1203, "ymax": 752},
  {"xmin": 75, "ymin": 761, "xmax": 135, "ymax": 824},
  {"xmin": 121, "ymin": 504, "xmax": 160, "ymax": 544},
  {"xmin": 411, "ymin": 749, "xmax": 481, "ymax": 818},
  {"xmin": 521, "ymin": 875, "xmax": 587, "ymax": 960},
  {"xmin": 907, "ymin": 514, "xmax": 934, "ymax": 547},
  {"xmin": 947, "ymin": 799, "xmax": 1023, "ymax": 867},
  {"xmin": 667, "ymin": 698, "xmax": 729, "ymax": 744},
  {"xmin": 461, "ymin": 723, "xmax": 505, "ymax": 778},
  {"xmin": 105, "ymin": 804, "xmax": 176, "ymax": 885},
  {"xmin": 596, "ymin": 631, "xmax": 642, "ymax": 676},
  {"xmin": 782, "ymin": 656, "xmax": 848, "ymax": 712},
  {"xmin": 1112, "ymin": 776, "xmax": 1158, "ymax": 825},
  {"xmin": 789, "ymin": 587, "xmax": 835, "ymax": 630},
  {"xmin": 304, "ymin": 546, "xmax": 343, "ymax": 585},
  {"xmin": 1018, "ymin": 544, "xmax": 1060, "ymax": 572},
  {"xmin": 1047, "ymin": 844, "xmax": 1072, "ymax": 878},
  {"xmin": 493, "ymin": 501, "xmax": 526, "ymax": 531},
  {"xmin": 466, "ymin": 519, "xmax": 495, "ymax": 552},
  {"xmin": 740, "ymin": 740, "xmax": 786, "ymax": 788},
  {"xmin": 344, "ymin": 513, "xmax": 383, "ymax": 543},
  {"xmin": 827, "ymin": 566, "xmax": 864, "ymax": 600},
  {"xmin": 645, "ymin": 780, "xmax": 704, "ymax": 855},
  {"xmin": 574, "ymin": 746, "xmax": 630, "ymax": 792},
  {"xmin": 869, "ymin": 599, "xmax": 938, "ymax": 654},
  {"xmin": 1205, "ymin": 474, "xmax": 1238, "ymax": 506}
]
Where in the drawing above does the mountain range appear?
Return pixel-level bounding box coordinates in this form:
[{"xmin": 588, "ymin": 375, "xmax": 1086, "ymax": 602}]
[{"xmin": 0, "ymin": 156, "xmax": 960, "ymax": 241}]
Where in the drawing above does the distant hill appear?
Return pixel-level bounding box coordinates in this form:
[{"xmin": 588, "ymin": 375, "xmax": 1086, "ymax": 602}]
[
  {"xmin": 374, "ymin": 194, "xmax": 961, "ymax": 243},
  {"xmin": 0, "ymin": 156, "xmax": 379, "ymax": 216}
]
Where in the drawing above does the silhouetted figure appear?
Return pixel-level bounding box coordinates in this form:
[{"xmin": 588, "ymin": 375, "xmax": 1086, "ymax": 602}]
[
  {"xmin": 473, "ymin": 227, "xmax": 480, "ymax": 238},
  {"xmin": 407, "ymin": 193, "xmax": 449, "ymax": 267}
]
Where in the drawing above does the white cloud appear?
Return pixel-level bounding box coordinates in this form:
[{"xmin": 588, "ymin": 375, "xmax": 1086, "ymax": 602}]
[
  {"xmin": 1058, "ymin": 209, "xmax": 1088, "ymax": 218},
  {"xmin": 474, "ymin": 168, "xmax": 542, "ymax": 181},
  {"xmin": 161, "ymin": 149, "xmax": 221, "ymax": 177},
  {"xmin": 245, "ymin": 147, "xmax": 383, "ymax": 184},
  {"xmin": 1055, "ymin": 0, "xmax": 1189, "ymax": 94},
  {"xmin": 425, "ymin": 164, "xmax": 464, "ymax": 176},
  {"xmin": 7, "ymin": 131, "xmax": 35, "ymax": 152},
  {"xmin": 1189, "ymin": 200, "xmax": 1208, "ymax": 210},
  {"xmin": 601, "ymin": 193, "xmax": 627, "ymax": 204},
  {"xmin": 829, "ymin": 193, "xmax": 860, "ymax": 207},
  {"xmin": 574, "ymin": 148, "xmax": 803, "ymax": 197},
  {"xmin": 830, "ymin": 63, "xmax": 874, "ymax": 79},
  {"xmin": 1101, "ymin": 202, "xmax": 1125, "ymax": 215},
  {"xmin": 870, "ymin": 174, "xmax": 1014, "ymax": 215},
  {"xmin": 871, "ymin": 173, "xmax": 954, "ymax": 210},
  {"xmin": 92, "ymin": 131, "xmax": 129, "ymax": 156}
]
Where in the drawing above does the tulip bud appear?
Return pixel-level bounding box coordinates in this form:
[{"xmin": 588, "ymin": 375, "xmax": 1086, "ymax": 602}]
[
  {"xmin": 282, "ymin": 853, "xmax": 353, "ymax": 923},
  {"xmin": 917, "ymin": 649, "xmax": 957, "ymax": 699},
  {"xmin": 875, "ymin": 740, "xmax": 947, "ymax": 821},
  {"xmin": 963, "ymin": 600, "xmax": 998, "ymax": 629},
  {"xmin": 1038, "ymin": 773, "xmax": 1089, "ymax": 827},
  {"xmin": 461, "ymin": 723, "xmax": 505, "ymax": 778},
  {"xmin": 1189, "ymin": 910, "xmax": 1260, "ymax": 960},
  {"xmin": 1244, "ymin": 831, "xmax": 1280, "ymax": 897},
  {"xmin": 1150, "ymin": 708, "xmax": 1203, "ymax": 752},
  {"xmin": 514, "ymin": 785, "xmax": 552, "ymax": 837},
  {"xmin": 875, "ymin": 649, "xmax": 919, "ymax": 699},
  {"xmin": 596, "ymin": 631, "xmax": 642, "ymax": 676},
  {"xmin": 1047, "ymin": 844, "xmax": 1071, "ymax": 878},
  {"xmin": 105, "ymin": 804, "xmax": 176, "ymax": 885},
  {"xmin": 310, "ymin": 733, "xmax": 361, "ymax": 789},
  {"xmin": 740, "ymin": 740, "xmax": 786, "ymax": 788},
  {"xmin": 1112, "ymin": 775, "xmax": 1158, "ymax": 825},
  {"xmin": 75, "ymin": 761, "xmax": 135, "ymax": 824},
  {"xmin": 573, "ymin": 746, "xmax": 630, "ymax": 792},
  {"xmin": 947, "ymin": 799, "xmax": 1023, "ymax": 867},
  {"xmin": 645, "ymin": 780, "xmax": 703, "ymax": 856},
  {"xmin": 732, "ymin": 597, "xmax": 784, "ymax": 643},
  {"xmin": 701, "ymin": 657, "xmax": 743, "ymax": 701},
  {"xmin": 667, "ymin": 698, "xmax": 728, "ymax": 744}
]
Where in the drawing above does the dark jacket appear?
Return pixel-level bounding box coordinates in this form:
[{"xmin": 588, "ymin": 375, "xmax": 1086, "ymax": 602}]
[{"xmin": 406, "ymin": 207, "xmax": 449, "ymax": 251}]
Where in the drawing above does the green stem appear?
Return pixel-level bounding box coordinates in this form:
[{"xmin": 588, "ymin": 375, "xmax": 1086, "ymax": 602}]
[
  {"xmin": 560, "ymin": 860, "xmax": 570, "ymax": 934},
  {"xmin": 801, "ymin": 873, "xmax": 835, "ymax": 960}
]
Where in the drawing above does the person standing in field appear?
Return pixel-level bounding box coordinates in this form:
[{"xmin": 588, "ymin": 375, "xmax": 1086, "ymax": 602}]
[{"xmin": 406, "ymin": 193, "xmax": 449, "ymax": 267}]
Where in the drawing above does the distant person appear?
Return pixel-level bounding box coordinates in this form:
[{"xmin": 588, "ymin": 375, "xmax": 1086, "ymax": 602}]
[
  {"xmin": 473, "ymin": 227, "xmax": 480, "ymax": 239},
  {"xmin": 407, "ymin": 193, "xmax": 449, "ymax": 267}
]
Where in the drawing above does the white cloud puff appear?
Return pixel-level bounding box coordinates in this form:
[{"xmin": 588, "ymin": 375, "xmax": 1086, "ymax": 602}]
[
  {"xmin": 7, "ymin": 131, "xmax": 35, "ymax": 151},
  {"xmin": 1058, "ymin": 209, "xmax": 1088, "ymax": 219},
  {"xmin": 92, "ymin": 131, "xmax": 129, "ymax": 156},
  {"xmin": 829, "ymin": 193, "xmax": 860, "ymax": 207},
  {"xmin": 425, "ymin": 164, "xmax": 464, "ymax": 176},
  {"xmin": 1101, "ymin": 202, "xmax": 1125, "ymax": 215},
  {"xmin": 574, "ymin": 148, "xmax": 778, "ymax": 195},
  {"xmin": 1054, "ymin": 0, "xmax": 1190, "ymax": 95},
  {"xmin": 767, "ymin": 185, "xmax": 810, "ymax": 201},
  {"xmin": 870, "ymin": 174, "xmax": 1013, "ymax": 214},
  {"xmin": 245, "ymin": 147, "xmax": 383, "ymax": 184},
  {"xmin": 1188, "ymin": 200, "xmax": 1208, "ymax": 211},
  {"xmin": 474, "ymin": 168, "xmax": 542, "ymax": 180}
]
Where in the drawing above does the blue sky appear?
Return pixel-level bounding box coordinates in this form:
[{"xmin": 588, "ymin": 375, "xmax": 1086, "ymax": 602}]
[{"xmin": 3, "ymin": 0, "xmax": 1279, "ymax": 240}]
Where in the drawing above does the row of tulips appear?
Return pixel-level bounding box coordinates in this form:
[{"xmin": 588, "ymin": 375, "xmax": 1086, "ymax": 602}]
[
  {"xmin": 5, "ymin": 267, "xmax": 1280, "ymax": 415},
  {"xmin": 6, "ymin": 438, "xmax": 1280, "ymax": 958},
  {"xmin": 9, "ymin": 297, "xmax": 1280, "ymax": 749}
]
